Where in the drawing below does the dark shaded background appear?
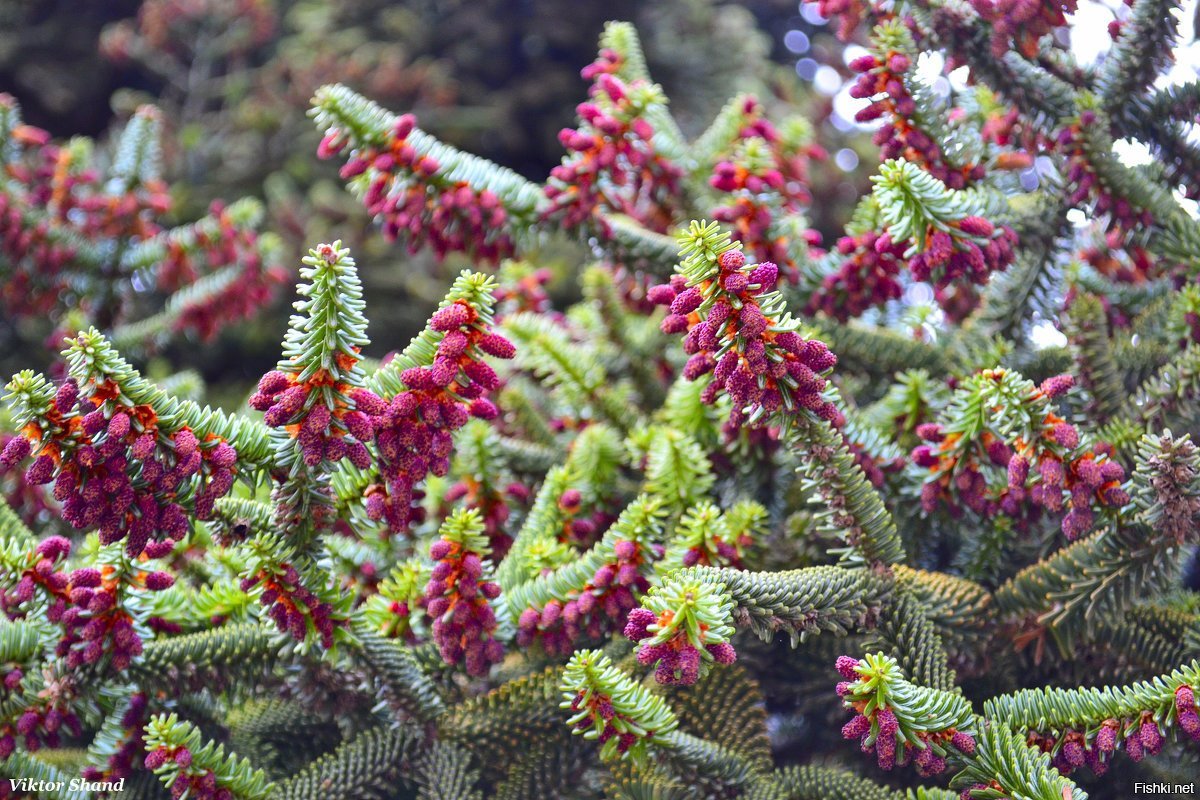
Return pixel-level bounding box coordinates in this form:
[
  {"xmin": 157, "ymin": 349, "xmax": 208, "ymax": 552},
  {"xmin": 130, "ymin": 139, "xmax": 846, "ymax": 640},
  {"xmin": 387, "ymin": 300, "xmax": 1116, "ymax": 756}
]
[{"xmin": 0, "ymin": 0, "xmax": 865, "ymax": 400}]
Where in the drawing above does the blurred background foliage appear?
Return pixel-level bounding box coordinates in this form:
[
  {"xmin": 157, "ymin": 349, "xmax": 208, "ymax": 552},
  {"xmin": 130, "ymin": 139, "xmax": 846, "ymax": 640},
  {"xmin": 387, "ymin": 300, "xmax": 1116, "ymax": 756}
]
[{"xmin": 0, "ymin": 0, "xmax": 871, "ymax": 402}]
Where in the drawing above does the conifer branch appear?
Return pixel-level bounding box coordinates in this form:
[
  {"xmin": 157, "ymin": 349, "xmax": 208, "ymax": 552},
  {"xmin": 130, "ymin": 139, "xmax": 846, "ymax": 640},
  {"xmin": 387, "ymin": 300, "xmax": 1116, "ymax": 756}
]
[
  {"xmin": 413, "ymin": 741, "xmax": 483, "ymax": 800},
  {"xmin": 350, "ymin": 622, "xmax": 446, "ymax": 724},
  {"xmin": 1066, "ymin": 293, "xmax": 1126, "ymax": 422},
  {"xmin": 143, "ymin": 713, "xmax": 276, "ymax": 799},
  {"xmin": 866, "ymin": 589, "xmax": 958, "ymax": 693},
  {"xmin": 953, "ymin": 723, "xmax": 1085, "ymax": 800},
  {"xmin": 1097, "ymin": 0, "xmax": 1180, "ymax": 121},
  {"xmin": 665, "ymin": 565, "xmax": 886, "ymax": 646},
  {"xmin": 276, "ymin": 725, "xmax": 418, "ymax": 800},
  {"xmin": 789, "ymin": 412, "xmax": 907, "ymax": 567},
  {"xmin": 3, "ymin": 10, "xmax": 1200, "ymax": 795}
]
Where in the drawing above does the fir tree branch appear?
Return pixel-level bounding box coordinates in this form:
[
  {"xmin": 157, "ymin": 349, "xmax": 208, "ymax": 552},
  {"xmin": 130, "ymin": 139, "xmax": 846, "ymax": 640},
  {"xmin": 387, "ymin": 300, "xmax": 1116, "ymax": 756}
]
[
  {"xmin": 350, "ymin": 622, "xmax": 446, "ymax": 724},
  {"xmin": 805, "ymin": 319, "xmax": 952, "ymax": 377},
  {"xmin": 143, "ymin": 713, "xmax": 276, "ymax": 800},
  {"xmin": 1097, "ymin": 0, "xmax": 1180, "ymax": 121},
  {"xmin": 504, "ymin": 495, "xmax": 665, "ymax": 621},
  {"xmin": 132, "ymin": 623, "xmax": 283, "ymax": 689},
  {"xmin": 439, "ymin": 666, "xmax": 570, "ymax": 774},
  {"xmin": 597, "ymin": 22, "xmax": 687, "ymax": 155},
  {"xmin": 1066, "ymin": 293, "xmax": 1126, "ymax": 422},
  {"xmin": 894, "ymin": 566, "xmax": 994, "ymax": 652},
  {"xmin": 973, "ymin": 193, "xmax": 1068, "ymax": 338},
  {"xmin": 276, "ymin": 725, "xmax": 418, "ymax": 800},
  {"xmin": 0, "ymin": 752, "xmax": 90, "ymax": 799},
  {"xmin": 665, "ymin": 565, "xmax": 886, "ymax": 646},
  {"xmin": 913, "ymin": 0, "xmax": 1076, "ymax": 125},
  {"xmin": 789, "ymin": 412, "xmax": 907, "ymax": 567},
  {"xmin": 866, "ymin": 588, "xmax": 958, "ymax": 693},
  {"xmin": 746, "ymin": 764, "xmax": 958, "ymax": 800},
  {"xmin": 1115, "ymin": 344, "xmax": 1200, "ymax": 442},
  {"xmin": 991, "ymin": 431, "xmax": 1200, "ymax": 655},
  {"xmin": 16, "ymin": 331, "xmax": 274, "ymax": 467},
  {"xmin": 0, "ymin": 495, "xmax": 34, "ymax": 543},
  {"xmin": 599, "ymin": 213, "xmax": 681, "ymax": 273},
  {"xmin": 952, "ymin": 722, "xmax": 1085, "ymax": 800},
  {"xmin": 656, "ymin": 728, "xmax": 756, "ymax": 788},
  {"xmin": 224, "ymin": 699, "xmax": 341, "ymax": 779},
  {"xmin": 984, "ymin": 659, "xmax": 1200, "ymax": 734},
  {"xmin": 413, "ymin": 741, "xmax": 483, "ymax": 800},
  {"xmin": 502, "ymin": 311, "xmax": 634, "ymax": 431}
]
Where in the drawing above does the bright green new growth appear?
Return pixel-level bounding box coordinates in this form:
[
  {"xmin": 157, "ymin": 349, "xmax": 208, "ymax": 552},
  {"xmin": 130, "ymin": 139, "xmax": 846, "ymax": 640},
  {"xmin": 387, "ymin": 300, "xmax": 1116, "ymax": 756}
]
[
  {"xmin": 280, "ymin": 241, "xmax": 369, "ymax": 386},
  {"xmin": 844, "ymin": 653, "xmax": 975, "ymax": 738},
  {"xmin": 983, "ymin": 659, "xmax": 1200, "ymax": 733},
  {"xmin": 954, "ymin": 724, "xmax": 1085, "ymax": 800},
  {"xmin": 143, "ymin": 713, "xmax": 276, "ymax": 800},
  {"xmin": 637, "ymin": 577, "xmax": 735, "ymax": 652},
  {"xmin": 560, "ymin": 649, "xmax": 679, "ymax": 763},
  {"xmin": 437, "ymin": 508, "xmax": 491, "ymax": 554},
  {"xmin": 871, "ymin": 160, "xmax": 988, "ymax": 254}
]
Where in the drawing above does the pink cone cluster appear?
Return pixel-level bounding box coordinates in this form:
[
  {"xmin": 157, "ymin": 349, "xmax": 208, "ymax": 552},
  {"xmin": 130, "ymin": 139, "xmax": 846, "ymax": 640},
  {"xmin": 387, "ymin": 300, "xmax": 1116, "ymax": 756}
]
[
  {"xmin": 0, "ymin": 99, "xmax": 274, "ymax": 342},
  {"xmin": 0, "ymin": 588, "xmax": 85, "ymax": 757},
  {"xmin": 624, "ymin": 607, "xmax": 736, "ymax": 686},
  {"xmin": 1076, "ymin": 227, "xmax": 1158, "ymax": 285},
  {"xmin": 0, "ymin": 536, "xmax": 172, "ymax": 704},
  {"xmin": 0, "ymin": 431, "xmax": 53, "ymax": 529},
  {"xmin": 364, "ymin": 301, "xmax": 515, "ymax": 533},
  {"xmin": 443, "ymin": 479, "xmax": 529, "ymax": 560},
  {"xmin": 836, "ymin": 656, "xmax": 974, "ymax": 774},
  {"xmin": 241, "ymin": 561, "xmax": 338, "ymax": 648},
  {"xmin": 1059, "ymin": 113, "xmax": 1154, "ymax": 234},
  {"xmin": 802, "ymin": 0, "xmax": 872, "ymax": 40},
  {"xmin": 567, "ymin": 687, "xmax": 640, "ymax": 755},
  {"xmin": 907, "ymin": 216, "xmax": 1019, "ymax": 321},
  {"xmin": 554, "ymin": 486, "xmax": 616, "ymax": 548},
  {"xmin": 850, "ymin": 51, "xmax": 986, "ymax": 190},
  {"xmin": 913, "ymin": 373, "xmax": 1127, "ymax": 540},
  {"xmin": 710, "ymin": 96, "xmax": 823, "ymax": 282},
  {"xmin": 320, "ymin": 114, "xmax": 514, "ymax": 264},
  {"xmin": 56, "ymin": 567, "xmax": 171, "ymax": 671},
  {"xmin": 0, "ymin": 699, "xmax": 83, "ymax": 760},
  {"xmin": 516, "ymin": 538, "xmax": 651, "ymax": 657},
  {"xmin": 0, "ymin": 99, "xmax": 169, "ymax": 323},
  {"xmin": 251, "ymin": 365, "xmax": 374, "ymax": 470},
  {"xmin": 5, "ymin": 537, "xmax": 174, "ymax": 671},
  {"xmin": 968, "ymin": 0, "xmax": 1078, "ymax": 58},
  {"xmin": 678, "ymin": 525, "xmax": 753, "ymax": 570},
  {"xmin": 0, "ymin": 377, "xmax": 238, "ymax": 557},
  {"xmin": 1024, "ymin": 689, "xmax": 1200, "ymax": 778},
  {"xmin": 0, "ymin": 662, "xmax": 20, "ymax": 696},
  {"xmin": 145, "ymin": 743, "xmax": 234, "ymax": 800},
  {"xmin": 848, "ymin": 437, "xmax": 903, "ymax": 489},
  {"xmin": 649, "ymin": 251, "xmax": 839, "ymax": 428},
  {"xmin": 164, "ymin": 201, "xmax": 290, "ymax": 342},
  {"xmin": 544, "ymin": 48, "xmax": 684, "ymax": 233},
  {"xmin": 106, "ymin": 0, "xmax": 276, "ymax": 62},
  {"xmin": 1177, "ymin": 685, "xmax": 1200, "ymax": 741},
  {"xmin": 494, "ymin": 266, "xmax": 554, "ymax": 314},
  {"xmin": 0, "ymin": 189, "xmax": 77, "ymax": 321},
  {"xmin": 421, "ymin": 535, "xmax": 504, "ymax": 676},
  {"xmin": 805, "ymin": 231, "xmax": 905, "ymax": 321}
]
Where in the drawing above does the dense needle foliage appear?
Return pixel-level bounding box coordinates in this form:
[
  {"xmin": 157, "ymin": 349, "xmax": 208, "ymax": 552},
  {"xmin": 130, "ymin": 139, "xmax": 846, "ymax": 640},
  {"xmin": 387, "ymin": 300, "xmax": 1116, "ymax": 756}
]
[{"xmin": 0, "ymin": 4, "xmax": 1199, "ymax": 800}]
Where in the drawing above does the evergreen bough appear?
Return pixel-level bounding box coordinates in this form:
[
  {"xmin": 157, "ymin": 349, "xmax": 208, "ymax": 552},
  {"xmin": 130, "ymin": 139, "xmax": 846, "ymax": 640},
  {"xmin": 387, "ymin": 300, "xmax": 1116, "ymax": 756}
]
[{"xmin": 0, "ymin": 10, "xmax": 1198, "ymax": 800}]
